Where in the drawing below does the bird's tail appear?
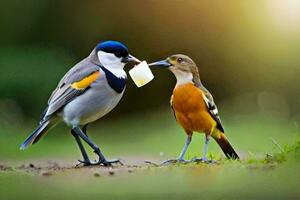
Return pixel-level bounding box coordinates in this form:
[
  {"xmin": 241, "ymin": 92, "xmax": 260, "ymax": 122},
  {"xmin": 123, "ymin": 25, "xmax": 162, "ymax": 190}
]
[
  {"xmin": 211, "ymin": 129, "xmax": 239, "ymax": 160},
  {"xmin": 20, "ymin": 120, "xmax": 52, "ymax": 150}
]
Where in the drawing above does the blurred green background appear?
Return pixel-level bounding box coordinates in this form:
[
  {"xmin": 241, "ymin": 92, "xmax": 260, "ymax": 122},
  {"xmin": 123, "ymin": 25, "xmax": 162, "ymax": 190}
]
[
  {"xmin": 0, "ymin": 0, "xmax": 300, "ymax": 158},
  {"xmin": 0, "ymin": 1, "xmax": 300, "ymax": 199},
  {"xmin": 0, "ymin": 0, "xmax": 299, "ymax": 160},
  {"xmin": 0, "ymin": 0, "xmax": 299, "ymax": 120}
]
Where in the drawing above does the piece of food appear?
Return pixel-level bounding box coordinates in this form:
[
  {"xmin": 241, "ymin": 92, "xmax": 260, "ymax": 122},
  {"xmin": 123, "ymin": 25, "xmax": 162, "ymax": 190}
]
[{"xmin": 129, "ymin": 61, "xmax": 154, "ymax": 87}]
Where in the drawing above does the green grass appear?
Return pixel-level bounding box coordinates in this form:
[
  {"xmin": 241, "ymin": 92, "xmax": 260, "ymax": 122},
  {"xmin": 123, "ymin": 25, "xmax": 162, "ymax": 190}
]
[{"xmin": 0, "ymin": 109, "xmax": 299, "ymax": 200}]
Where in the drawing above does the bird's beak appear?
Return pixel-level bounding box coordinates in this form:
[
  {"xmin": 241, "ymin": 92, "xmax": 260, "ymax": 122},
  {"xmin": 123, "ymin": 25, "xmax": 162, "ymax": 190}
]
[
  {"xmin": 121, "ymin": 54, "xmax": 141, "ymax": 64},
  {"xmin": 148, "ymin": 59, "xmax": 172, "ymax": 68}
]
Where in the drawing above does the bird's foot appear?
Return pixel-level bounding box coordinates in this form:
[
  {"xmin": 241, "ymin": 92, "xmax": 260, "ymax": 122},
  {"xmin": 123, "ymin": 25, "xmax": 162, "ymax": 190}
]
[
  {"xmin": 97, "ymin": 158, "xmax": 124, "ymax": 167},
  {"xmin": 76, "ymin": 158, "xmax": 123, "ymax": 167},
  {"xmin": 92, "ymin": 148, "xmax": 123, "ymax": 166},
  {"xmin": 161, "ymin": 158, "xmax": 189, "ymax": 165},
  {"xmin": 190, "ymin": 157, "xmax": 217, "ymax": 164},
  {"xmin": 76, "ymin": 159, "xmax": 93, "ymax": 167}
]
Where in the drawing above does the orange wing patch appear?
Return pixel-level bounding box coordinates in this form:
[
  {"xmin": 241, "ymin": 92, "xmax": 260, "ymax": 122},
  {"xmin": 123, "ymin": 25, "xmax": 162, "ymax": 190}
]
[{"xmin": 71, "ymin": 71, "xmax": 100, "ymax": 90}]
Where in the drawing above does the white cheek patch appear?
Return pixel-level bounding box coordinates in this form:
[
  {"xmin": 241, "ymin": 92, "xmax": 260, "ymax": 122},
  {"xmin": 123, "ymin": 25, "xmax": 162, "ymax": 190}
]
[
  {"xmin": 97, "ymin": 51, "xmax": 121, "ymax": 66},
  {"xmin": 97, "ymin": 51, "xmax": 126, "ymax": 79}
]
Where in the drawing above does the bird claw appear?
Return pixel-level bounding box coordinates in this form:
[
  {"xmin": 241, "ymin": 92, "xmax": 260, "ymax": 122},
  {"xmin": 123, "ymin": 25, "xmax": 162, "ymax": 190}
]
[
  {"xmin": 159, "ymin": 157, "xmax": 217, "ymax": 166},
  {"xmin": 76, "ymin": 159, "xmax": 93, "ymax": 167},
  {"xmin": 99, "ymin": 158, "xmax": 124, "ymax": 167},
  {"xmin": 76, "ymin": 158, "xmax": 123, "ymax": 167},
  {"xmin": 160, "ymin": 159, "xmax": 189, "ymax": 165}
]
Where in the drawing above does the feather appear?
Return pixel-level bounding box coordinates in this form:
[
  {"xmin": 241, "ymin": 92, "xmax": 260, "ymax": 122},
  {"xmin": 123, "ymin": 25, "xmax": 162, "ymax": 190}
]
[
  {"xmin": 43, "ymin": 59, "xmax": 101, "ymax": 119},
  {"xmin": 200, "ymin": 86, "xmax": 225, "ymax": 132}
]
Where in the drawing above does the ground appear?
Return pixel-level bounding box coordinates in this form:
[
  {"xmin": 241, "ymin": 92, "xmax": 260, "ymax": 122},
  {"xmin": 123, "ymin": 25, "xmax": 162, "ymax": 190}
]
[{"xmin": 0, "ymin": 110, "xmax": 299, "ymax": 200}]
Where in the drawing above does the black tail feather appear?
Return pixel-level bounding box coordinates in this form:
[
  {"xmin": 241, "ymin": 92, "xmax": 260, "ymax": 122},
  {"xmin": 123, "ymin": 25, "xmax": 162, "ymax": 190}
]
[
  {"xmin": 20, "ymin": 120, "xmax": 50, "ymax": 150},
  {"xmin": 212, "ymin": 131, "xmax": 239, "ymax": 160}
]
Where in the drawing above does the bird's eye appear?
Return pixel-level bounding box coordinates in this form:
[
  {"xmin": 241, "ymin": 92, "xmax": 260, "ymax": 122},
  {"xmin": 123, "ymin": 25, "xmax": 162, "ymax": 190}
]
[
  {"xmin": 177, "ymin": 58, "xmax": 183, "ymax": 63},
  {"xmin": 115, "ymin": 52, "xmax": 122, "ymax": 58}
]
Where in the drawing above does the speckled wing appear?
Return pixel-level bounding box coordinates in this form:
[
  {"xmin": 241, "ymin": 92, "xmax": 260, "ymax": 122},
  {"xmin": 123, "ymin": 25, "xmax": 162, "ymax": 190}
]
[
  {"xmin": 200, "ymin": 86, "xmax": 225, "ymax": 132},
  {"xmin": 43, "ymin": 59, "xmax": 101, "ymax": 120}
]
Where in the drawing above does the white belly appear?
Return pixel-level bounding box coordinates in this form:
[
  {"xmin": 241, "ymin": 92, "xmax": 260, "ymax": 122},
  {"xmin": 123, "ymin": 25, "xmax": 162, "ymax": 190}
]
[{"xmin": 62, "ymin": 81, "xmax": 124, "ymax": 126}]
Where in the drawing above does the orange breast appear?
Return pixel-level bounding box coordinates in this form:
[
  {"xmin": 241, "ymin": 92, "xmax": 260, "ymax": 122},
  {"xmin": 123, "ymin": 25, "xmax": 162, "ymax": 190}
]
[{"xmin": 172, "ymin": 83, "xmax": 216, "ymax": 135}]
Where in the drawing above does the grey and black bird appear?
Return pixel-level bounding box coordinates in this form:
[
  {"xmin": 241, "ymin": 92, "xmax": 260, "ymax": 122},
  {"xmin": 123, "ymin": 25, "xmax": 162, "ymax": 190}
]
[{"xmin": 20, "ymin": 41, "xmax": 140, "ymax": 166}]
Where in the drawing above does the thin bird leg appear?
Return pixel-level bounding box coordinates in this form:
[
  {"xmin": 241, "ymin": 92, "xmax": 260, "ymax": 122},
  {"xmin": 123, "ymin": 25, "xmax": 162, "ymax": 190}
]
[
  {"xmin": 191, "ymin": 135, "xmax": 216, "ymax": 163},
  {"xmin": 161, "ymin": 135, "xmax": 192, "ymax": 165},
  {"xmin": 202, "ymin": 135, "xmax": 210, "ymax": 161},
  {"xmin": 72, "ymin": 127, "xmax": 122, "ymax": 166},
  {"xmin": 82, "ymin": 124, "xmax": 89, "ymax": 137},
  {"xmin": 71, "ymin": 129, "xmax": 91, "ymax": 165},
  {"xmin": 178, "ymin": 135, "xmax": 192, "ymax": 160}
]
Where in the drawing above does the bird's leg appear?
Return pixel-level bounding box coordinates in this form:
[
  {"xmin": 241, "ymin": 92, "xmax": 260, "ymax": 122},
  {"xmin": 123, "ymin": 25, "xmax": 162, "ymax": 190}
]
[
  {"xmin": 161, "ymin": 135, "xmax": 192, "ymax": 165},
  {"xmin": 202, "ymin": 135, "xmax": 210, "ymax": 161},
  {"xmin": 178, "ymin": 135, "xmax": 192, "ymax": 161},
  {"xmin": 71, "ymin": 129, "xmax": 91, "ymax": 166},
  {"xmin": 191, "ymin": 135, "xmax": 214, "ymax": 163},
  {"xmin": 72, "ymin": 127, "xmax": 122, "ymax": 166},
  {"xmin": 82, "ymin": 124, "xmax": 89, "ymax": 137}
]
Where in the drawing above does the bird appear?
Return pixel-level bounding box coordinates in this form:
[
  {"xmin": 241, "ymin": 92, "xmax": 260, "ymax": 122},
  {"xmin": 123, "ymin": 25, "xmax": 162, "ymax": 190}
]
[
  {"xmin": 20, "ymin": 40, "xmax": 140, "ymax": 166},
  {"xmin": 149, "ymin": 54, "xmax": 239, "ymax": 163}
]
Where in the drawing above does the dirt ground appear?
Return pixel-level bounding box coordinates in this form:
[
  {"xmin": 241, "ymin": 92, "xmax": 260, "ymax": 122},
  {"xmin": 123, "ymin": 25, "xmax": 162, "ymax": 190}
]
[
  {"xmin": 1, "ymin": 155, "xmax": 299, "ymax": 200},
  {"xmin": 0, "ymin": 156, "xmax": 164, "ymax": 177}
]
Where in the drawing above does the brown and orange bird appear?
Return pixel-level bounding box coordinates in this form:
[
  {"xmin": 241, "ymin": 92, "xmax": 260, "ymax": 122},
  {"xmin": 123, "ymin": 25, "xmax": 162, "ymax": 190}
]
[{"xmin": 149, "ymin": 54, "xmax": 239, "ymax": 163}]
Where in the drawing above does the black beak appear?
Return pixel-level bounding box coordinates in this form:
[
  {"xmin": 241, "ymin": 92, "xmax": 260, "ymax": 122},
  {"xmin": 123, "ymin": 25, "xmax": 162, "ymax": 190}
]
[
  {"xmin": 148, "ymin": 60, "xmax": 172, "ymax": 68},
  {"xmin": 121, "ymin": 54, "xmax": 141, "ymax": 64}
]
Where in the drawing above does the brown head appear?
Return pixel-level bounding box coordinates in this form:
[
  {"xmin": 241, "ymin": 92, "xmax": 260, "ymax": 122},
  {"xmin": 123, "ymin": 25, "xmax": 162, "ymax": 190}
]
[{"xmin": 149, "ymin": 54, "xmax": 202, "ymax": 86}]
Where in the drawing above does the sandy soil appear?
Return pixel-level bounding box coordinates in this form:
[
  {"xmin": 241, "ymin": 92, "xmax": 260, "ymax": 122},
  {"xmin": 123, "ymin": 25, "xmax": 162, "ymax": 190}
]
[{"xmin": 0, "ymin": 156, "xmax": 164, "ymax": 177}]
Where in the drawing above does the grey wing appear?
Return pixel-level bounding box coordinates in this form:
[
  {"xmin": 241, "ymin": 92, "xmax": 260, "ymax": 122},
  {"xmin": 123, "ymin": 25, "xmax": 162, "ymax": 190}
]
[
  {"xmin": 48, "ymin": 58, "xmax": 99, "ymax": 104},
  {"xmin": 43, "ymin": 59, "xmax": 100, "ymax": 120},
  {"xmin": 201, "ymin": 87, "xmax": 225, "ymax": 132},
  {"xmin": 45, "ymin": 87, "xmax": 84, "ymax": 118}
]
